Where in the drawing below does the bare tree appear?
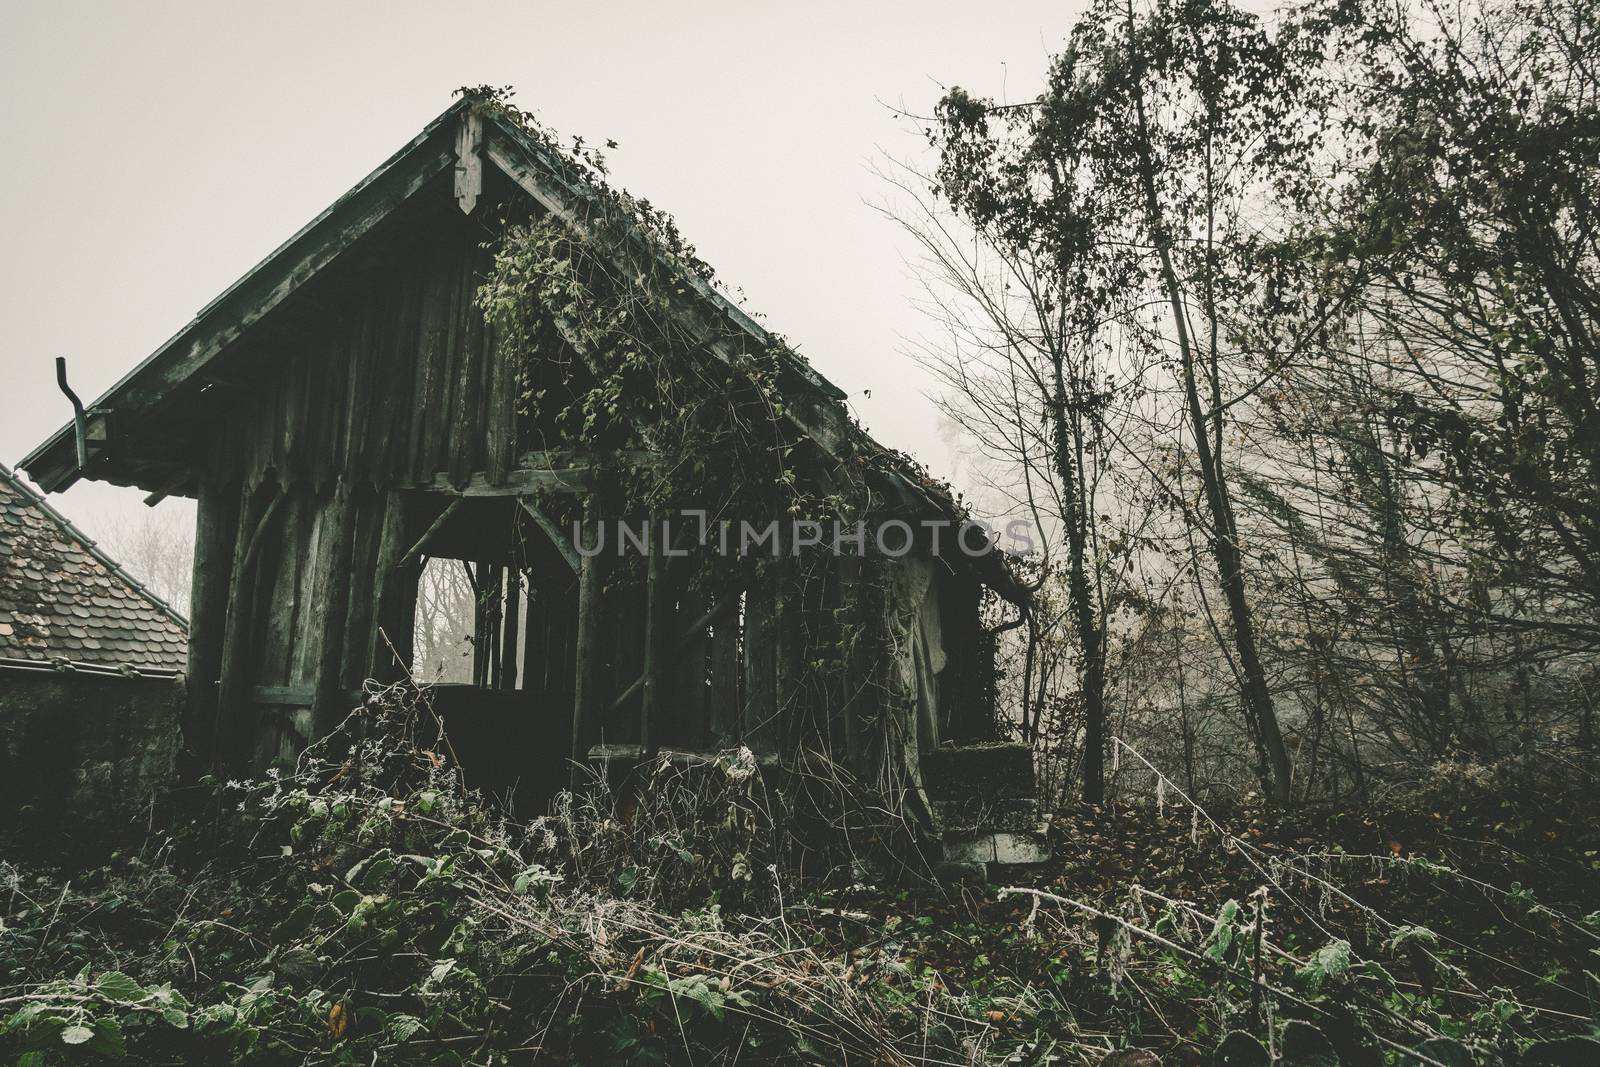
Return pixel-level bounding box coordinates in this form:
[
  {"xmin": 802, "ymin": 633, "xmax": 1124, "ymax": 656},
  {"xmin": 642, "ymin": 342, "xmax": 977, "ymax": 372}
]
[{"xmin": 99, "ymin": 504, "xmax": 195, "ymax": 616}]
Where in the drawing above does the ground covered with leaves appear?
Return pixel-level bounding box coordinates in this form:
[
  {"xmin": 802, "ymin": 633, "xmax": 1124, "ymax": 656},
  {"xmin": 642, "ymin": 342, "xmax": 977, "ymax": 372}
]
[{"xmin": 2, "ymin": 686, "xmax": 1597, "ymax": 1066}]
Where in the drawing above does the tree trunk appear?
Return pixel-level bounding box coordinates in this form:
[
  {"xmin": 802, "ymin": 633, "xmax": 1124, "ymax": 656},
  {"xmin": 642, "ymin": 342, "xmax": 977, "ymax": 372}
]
[
  {"xmin": 1048, "ymin": 361, "xmax": 1108, "ymax": 806},
  {"xmin": 1123, "ymin": 2, "xmax": 1292, "ymax": 802}
]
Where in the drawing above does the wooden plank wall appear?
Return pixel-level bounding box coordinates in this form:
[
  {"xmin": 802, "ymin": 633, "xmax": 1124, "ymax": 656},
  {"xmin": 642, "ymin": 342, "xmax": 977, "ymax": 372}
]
[
  {"xmin": 179, "ymin": 196, "xmax": 918, "ymax": 779},
  {"xmin": 212, "ymin": 209, "xmax": 521, "ymax": 496},
  {"xmin": 187, "ymin": 203, "xmax": 530, "ymax": 773}
]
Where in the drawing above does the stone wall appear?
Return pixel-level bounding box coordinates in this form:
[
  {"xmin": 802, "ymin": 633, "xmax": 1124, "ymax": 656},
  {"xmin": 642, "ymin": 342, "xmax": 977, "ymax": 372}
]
[{"xmin": 0, "ymin": 668, "xmax": 181, "ymax": 846}]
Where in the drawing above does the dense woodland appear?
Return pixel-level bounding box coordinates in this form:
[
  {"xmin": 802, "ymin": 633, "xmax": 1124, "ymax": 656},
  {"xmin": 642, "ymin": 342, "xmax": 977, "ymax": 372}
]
[
  {"xmin": 903, "ymin": 0, "xmax": 1600, "ymax": 813},
  {"xmin": 3, "ymin": 0, "xmax": 1599, "ymax": 1064}
]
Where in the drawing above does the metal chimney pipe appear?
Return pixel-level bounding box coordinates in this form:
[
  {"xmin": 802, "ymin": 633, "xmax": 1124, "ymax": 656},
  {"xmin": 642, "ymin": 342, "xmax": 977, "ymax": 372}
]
[{"xmin": 55, "ymin": 356, "xmax": 89, "ymax": 472}]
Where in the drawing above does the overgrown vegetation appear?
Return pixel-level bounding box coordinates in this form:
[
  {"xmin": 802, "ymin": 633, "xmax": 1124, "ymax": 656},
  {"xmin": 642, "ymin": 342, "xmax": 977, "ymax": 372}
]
[
  {"xmin": 3, "ymin": 684, "xmax": 1597, "ymax": 1064},
  {"xmin": 8, "ymin": 0, "xmax": 1600, "ymax": 1061}
]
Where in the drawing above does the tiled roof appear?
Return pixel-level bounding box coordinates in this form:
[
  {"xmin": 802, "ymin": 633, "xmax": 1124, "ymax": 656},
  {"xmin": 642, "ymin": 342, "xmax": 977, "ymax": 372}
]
[{"xmin": 0, "ymin": 463, "xmax": 187, "ymax": 675}]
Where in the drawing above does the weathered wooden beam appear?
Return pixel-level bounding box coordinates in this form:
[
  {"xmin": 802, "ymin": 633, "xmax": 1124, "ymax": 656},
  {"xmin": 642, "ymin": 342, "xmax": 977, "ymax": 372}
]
[
  {"xmin": 141, "ymin": 468, "xmax": 190, "ymax": 508},
  {"xmin": 743, "ymin": 574, "xmax": 778, "ymax": 755},
  {"xmin": 251, "ymin": 685, "xmax": 315, "ymax": 707},
  {"xmin": 571, "ymin": 500, "xmax": 606, "ymax": 772},
  {"xmin": 406, "ymin": 467, "xmax": 589, "ymax": 495},
  {"xmin": 517, "ymin": 497, "xmax": 580, "ymax": 574},
  {"xmin": 454, "ymin": 108, "xmax": 483, "ymax": 214},
  {"xmin": 250, "ymin": 685, "xmax": 364, "ymax": 707},
  {"xmin": 311, "ymin": 480, "xmax": 357, "ymax": 737},
  {"xmin": 183, "ymin": 477, "xmax": 240, "ymax": 768},
  {"xmin": 640, "ymin": 528, "xmax": 667, "ymax": 752},
  {"xmin": 401, "ymin": 452, "xmax": 659, "ymax": 497},
  {"xmin": 368, "ymin": 489, "xmax": 418, "ymax": 681},
  {"xmin": 214, "ymin": 484, "xmax": 285, "ymax": 772},
  {"xmin": 499, "ymin": 568, "xmax": 521, "ymax": 690},
  {"xmin": 397, "ymin": 498, "xmax": 463, "ymax": 568}
]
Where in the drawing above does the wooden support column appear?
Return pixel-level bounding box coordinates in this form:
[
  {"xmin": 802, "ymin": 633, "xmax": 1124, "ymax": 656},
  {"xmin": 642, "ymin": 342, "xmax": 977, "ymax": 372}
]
[
  {"xmin": 774, "ymin": 560, "xmax": 802, "ymax": 753},
  {"xmin": 743, "ymin": 568, "xmax": 779, "ymax": 755},
  {"xmin": 500, "ymin": 568, "xmax": 521, "ymax": 690},
  {"xmin": 370, "ymin": 489, "xmax": 419, "ymax": 681},
  {"xmin": 183, "ymin": 475, "xmax": 240, "ymax": 771},
  {"xmin": 640, "ymin": 520, "xmax": 668, "ymax": 753},
  {"xmin": 837, "ymin": 555, "xmax": 872, "ymax": 772},
  {"xmin": 520, "ymin": 568, "xmax": 543, "ymax": 696},
  {"xmin": 215, "ymin": 480, "xmax": 284, "ymax": 773},
  {"xmin": 571, "ymin": 498, "xmax": 607, "ymax": 769},
  {"xmin": 709, "ymin": 588, "xmax": 741, "ymax": 744},
  {"xmin": 676, "ymin": 581, "xmax": 709, "ymax": 748},
  {"xmin": 311, "ymin": 479, "xmax": 356, "ymax": 738}
]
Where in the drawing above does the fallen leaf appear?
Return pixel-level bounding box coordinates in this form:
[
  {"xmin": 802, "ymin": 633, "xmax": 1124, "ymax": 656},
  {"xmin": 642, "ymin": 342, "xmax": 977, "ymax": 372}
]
[{"xmin": 328, "ymin": 1000, "xmax": 349, "ymax": 1039}]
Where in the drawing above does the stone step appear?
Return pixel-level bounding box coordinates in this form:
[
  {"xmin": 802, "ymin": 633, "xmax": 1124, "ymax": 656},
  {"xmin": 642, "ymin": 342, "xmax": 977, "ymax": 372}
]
[
  {"xmin": 941, "ymin": 828, "xmax": 1052, "ymax": 868},
  {"xmin": 920, "ymin": 742, "xmax": 1036, "ymax": 803}
]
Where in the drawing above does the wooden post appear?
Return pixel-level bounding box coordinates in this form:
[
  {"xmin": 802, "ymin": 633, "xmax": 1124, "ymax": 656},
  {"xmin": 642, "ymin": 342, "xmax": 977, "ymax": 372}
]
[
  {"xmin": 774, "ymin": 559, "xmax": 802, "ymax": 753},
  {"xmin": 183, "ymin": 476, "xmax": 240, "ymax": 771},
  {"xmin": 370, "ymin": 489, "xmax": 419, "ymax": 681},
  {"xmin": 500, "ymin": 567, "xmax": 521, "ymax": 690},
  {"xmin": 836, "ymin": 555, "xmax": 870, "ymax": 771},
  {"xmin": 709, "ymin": 589, "xmax": 740, "ymax": 744},
  {"xmin": 311, "ymin": 479, "xmax": 356, "ymax": 738},
  {"xmin": 215, "ymin": 481, "xmax": 284, "ymax": 774},
  {"xmin": 743, "ymin": 569, "xmax": 778, "ymax": 755},
  {"xmin": 676, "ymin": 581, "xmax": 709, "ymax": 748},
  {"xmin": 520, "ymin": 568, "xmax": 543, "ymax": 697},
  {"xmin": 640, "ymin": 519, "xmax": 668, "ymax": 753},
  {"xmin": 571, "ymin": 498, "xmax": 606, "ymax": 769}
]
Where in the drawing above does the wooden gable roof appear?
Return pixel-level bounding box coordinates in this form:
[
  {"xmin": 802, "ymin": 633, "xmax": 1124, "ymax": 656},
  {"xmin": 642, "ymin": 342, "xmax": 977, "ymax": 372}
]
[
  {"xmin": 19, "ymin": 99, "xmax": 859, "ymax": 491},
  {"xmin": 16, "ymin": 97, "xmax": 1024, "ymax": 602}
]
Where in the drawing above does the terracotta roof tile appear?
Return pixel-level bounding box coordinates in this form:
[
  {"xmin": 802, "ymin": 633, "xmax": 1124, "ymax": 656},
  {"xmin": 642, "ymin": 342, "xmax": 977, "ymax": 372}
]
[{"xmin": 0, "ymin": 463, "xmax": 187, "ymax": 674}]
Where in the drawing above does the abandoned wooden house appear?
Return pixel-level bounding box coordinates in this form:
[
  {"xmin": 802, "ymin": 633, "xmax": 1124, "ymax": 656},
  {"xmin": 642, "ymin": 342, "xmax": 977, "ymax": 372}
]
[{"xmin": 19, "ymin": 95, "xmax": 1037, "ymax": 854}]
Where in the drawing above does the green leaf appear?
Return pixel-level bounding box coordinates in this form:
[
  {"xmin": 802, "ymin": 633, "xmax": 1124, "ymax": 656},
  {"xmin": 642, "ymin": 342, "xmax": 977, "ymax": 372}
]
[
  {"xmin": 1386, "ymin": 925, "xmax": 1439, "ymax": 952},
  {"xmin": 194, "ymin": 1003, "xmax": 240, "ymax": 1031},
  {"xmin": 60, "ymin": 1024, "xmax": 95, "ymax": 1045},
  {"xmin": 1205, "ymin": 899, "xmax": 1242, "ymax": 963},
  {"xmin": 94, "ymin": 970, "xmax": 146, "ymax": 1001},
  {"xmin": 1296, "ymin": 939, "xmax": 1352, "ymax": 996},
  {"xmin": 88, "ymin": 1018, "xmax": 127, "ymax": 1058}
]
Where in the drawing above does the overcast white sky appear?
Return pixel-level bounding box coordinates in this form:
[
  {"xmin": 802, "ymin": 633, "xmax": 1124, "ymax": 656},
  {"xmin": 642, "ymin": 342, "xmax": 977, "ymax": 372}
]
[{"xmin": 1, "ymin": 0, "xmax": 1073, "ymax": 551}]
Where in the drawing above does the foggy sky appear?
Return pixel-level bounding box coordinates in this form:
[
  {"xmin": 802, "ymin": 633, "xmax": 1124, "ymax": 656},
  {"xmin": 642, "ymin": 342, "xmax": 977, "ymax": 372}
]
[{"xmin": 1, "ymin": 0, "xmax": 1071, "ymax": 551}]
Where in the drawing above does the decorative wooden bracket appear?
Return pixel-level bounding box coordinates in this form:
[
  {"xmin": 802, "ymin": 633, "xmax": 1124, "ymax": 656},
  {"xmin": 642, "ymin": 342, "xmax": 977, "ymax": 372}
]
[
  {"xmin": 454, "ymin": 109, "xmax": 483, "ymax": 214},
  {"xmin": 518, "ymin": 497, "xmax": 581, "ymax": 575},
  {"xmin": 397, "ymin": 498, "xmax": 462, "ymax": 568}
]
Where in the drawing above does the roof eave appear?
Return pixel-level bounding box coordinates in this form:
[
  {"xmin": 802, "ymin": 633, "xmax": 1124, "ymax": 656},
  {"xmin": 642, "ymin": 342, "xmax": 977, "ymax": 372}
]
[{"xmin": 18, "ymin": 99, "xmax": 472, "ymax": 493}]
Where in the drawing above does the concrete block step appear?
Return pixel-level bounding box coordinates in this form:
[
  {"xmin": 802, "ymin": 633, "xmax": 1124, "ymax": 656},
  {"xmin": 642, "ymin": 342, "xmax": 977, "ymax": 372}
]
[{"xmin": 941, "ymin": 828, "xmax": 1051, "ymax": 868}]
